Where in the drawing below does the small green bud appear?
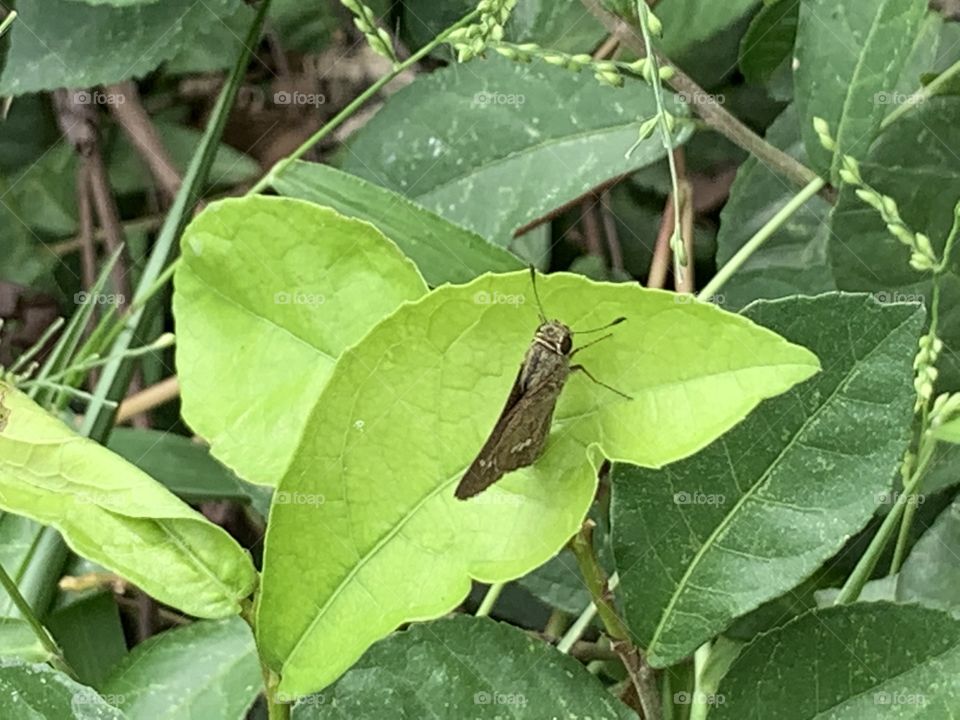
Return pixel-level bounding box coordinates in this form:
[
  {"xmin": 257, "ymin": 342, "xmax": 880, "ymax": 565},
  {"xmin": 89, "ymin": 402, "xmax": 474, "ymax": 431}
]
[
  {"xmin": 628, "ymin": 58, "xmax": 647, "ymax": 74},
  {"xmin": 595, "ymin": 69, "xmax": 624, "ymax": 88},
  {"xmin": 855, "ymin": 188, "xmax": 884, "ymax": 212},
  {"xmin": 659, "ymin": 65, "xmax": 675, "ymax": 80},
  {"xmin": 637, "ymin": 116, "xmax": 659, "ymax": 141},
  {"xmin": 841, "ymin": 155, "xmax": 862, "ymax": 184},
  {"xmin": 647, "ymin": 9, "xmax": 664, "ymax": 36},
  {"xmin": 915, "ymin": 233, "xmax": 935, "ymax": 259},
  {"xmin": 887, "ymin": 223, "xmax": 915, "ymax": 247},
  {"xmin": 880, "ymin": 195, "xmax": 900, "ymax": 223}
]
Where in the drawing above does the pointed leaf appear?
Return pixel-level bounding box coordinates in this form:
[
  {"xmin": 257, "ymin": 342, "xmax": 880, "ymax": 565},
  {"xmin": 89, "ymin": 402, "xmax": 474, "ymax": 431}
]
[
  {"xmin": 289, "ymin": 616, "xmax": 635, "ymax": 719},
  {"xmin": 795, "ymin": 0, "xmax": 928, "ymax": 179},
  {"xmin": 340, "ymin": 54, "xmax": 692, "ymax": 245},
  {"xmin": 101, "ymin": 618, "xmax": 261, "ymax": 720},
  {"xmin": 0, "ymin": 384, "xmax": 256, "ymax": 618},
  {"xmin": 173, "ymin": 196, "xmax": 428, "ymax": 487},
  {"xmin": 713, "ymin": 603, "xmax": 960, "ymax": 718},
  {"xmin": 0, "ymin": 659, "xmax": 125, "ymax": 719},
  {"xmin": 258, "ymin": 272, "xmax": 819, "ymax": 694},
  {"xmin": 612, "ymin": 294, "xmax": 923, "ymax": 667},
  {"xmin": 272, "ymin": 162, "xmax": 523, "ymax": 286}
]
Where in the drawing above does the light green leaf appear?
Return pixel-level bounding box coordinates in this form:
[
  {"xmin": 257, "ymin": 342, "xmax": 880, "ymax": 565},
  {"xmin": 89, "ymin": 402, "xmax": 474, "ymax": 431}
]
[
  {"xmin": 272, "ymin": 162, "xmax": 523, "ymax": 286},
  {"xmin": 794, "ymin": 0, "xmax": 929, "ymax": 180},
  {"xmin": 173, "ymin": 196, "xmax": 428, "ymax": 487},
  {"xmin": 257, "ymin": 271, "xmax": 818, "ymax": 695},
  {"xmin": 341, "ymin": 54, "xmax": 691, "ymax": 245},
  {"xmin": 0, "ymin": 659, "xmax": 126, "ymax": 719},
  {"xmin": 716, "ymin": 104, "xmax": 835, "ymax": 309},
  {"xmin": 0, "ymin": 383, "xmax": 256, "ymax": 618},
  {"xmin": 290, "ymin": 616, "xmax": 636, "ymax": 719},
  {"xmin": 897, "ymin": 497, "xmax": 960, "ymax": 614},
  {"xmin": 101, "ymin": 618, "xmax": 261, "ymax": 720},
  {"xmin": 933, "ymin": 417, "xmax": 960, "ymax": 444},
  {"xmin": 0, "ymin": 620, "xmax": 56, "ymax": 664},
  {"xmin": 713, "ymin": 603, "xmax": 960, "ymax": 718},
  {"xmin": 0, "ymin": 0, "xmax": 244, "ymax": 96},
  {"xmin": 612, "ymin": 294, "xmax": 923, "ymax": 667}
]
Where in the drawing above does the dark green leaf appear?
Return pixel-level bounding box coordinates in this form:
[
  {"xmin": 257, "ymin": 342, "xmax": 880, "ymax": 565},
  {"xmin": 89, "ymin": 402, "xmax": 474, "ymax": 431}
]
[
  {"xmin": 897, "ymin": 497, "xmax": 960, "ymax": 614},
  {"xmin": 289, "ymin": 617, "xmax": 636, "ymax": 719},
  {"xmin": 340, "ymin": 54, "xmax": 691, "ymax": 245},
  {"xmin": 272, "ymin": 162, "xmax": 523, "ymax": 286},
  {"xmin": 101, "ymin": 618, "xmax": 261, "ymax": 720},
  {"xmin": 713, "ymin": 603, "xmax": 960, "ymax": 718},
  {"xmin": 0, "ymin": 659, "xmax": 125, "ymax": 718},
  {"xmin": 613, "ymin": 294, "xmax": 922, "ymax": 667}
]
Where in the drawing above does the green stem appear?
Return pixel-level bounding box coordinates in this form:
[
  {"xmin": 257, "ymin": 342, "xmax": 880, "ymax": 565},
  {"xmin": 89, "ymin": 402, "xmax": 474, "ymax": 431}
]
[
  {"xmin": 568, "ymin": 522, "xmax": 661, "ymax": 720},
  {"xmin": 881, "ymin": 56, "xmax": 960, "ymax": 129},
  {"xmin": 79, "ymin": 0, "xmax": 273, "ymax": 442},
  {"xmin": 0, "ymin": 561, "xmax": 74, "ymax": 678},
  {"xmin": 697, "ymin": 177, "xmax": 827, "ymax": 301},
  {"xmin": 0, "ymin": 10, "xmax": 16, "ymax": 37},
  {"xmin": 248, "ymin": 8, "xmax": 482, "ymax": 195},
  {"xmin": 475, "ymin": 582, "xmax": 504, "ymax": 617},
  {"xmin": 635, "ymin": 1, "xmax": 683, "ymax": 276},
  {"xmin": 890, "ymin": 201, "xmax": 960, "ymax": 571},
  {"xmin": 835, "ymin": 439, "xmax": 934, "ymax": 603}
]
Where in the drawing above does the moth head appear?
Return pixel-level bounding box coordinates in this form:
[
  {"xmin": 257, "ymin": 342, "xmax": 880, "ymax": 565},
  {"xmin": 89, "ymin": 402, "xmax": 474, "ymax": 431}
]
[{"xmin": 535, "ymin": 321, "xmax": 573, "ymax": 356}]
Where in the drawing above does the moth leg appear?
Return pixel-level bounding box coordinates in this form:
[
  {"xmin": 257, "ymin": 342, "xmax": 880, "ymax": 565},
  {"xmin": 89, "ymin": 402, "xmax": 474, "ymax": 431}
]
[
  {"xmin": 570, "ymin": 333, "xmax": 614, "ymax": 357},
  {"xmin": 570, "ymin": 364, "xmax": 632, "ymax": 400}
]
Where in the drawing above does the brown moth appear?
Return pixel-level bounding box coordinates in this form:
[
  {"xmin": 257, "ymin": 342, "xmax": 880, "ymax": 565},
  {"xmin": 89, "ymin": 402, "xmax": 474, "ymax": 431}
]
[{"xmin": 455, "ymin": 268, "xmax": 628, "ymax": 500}]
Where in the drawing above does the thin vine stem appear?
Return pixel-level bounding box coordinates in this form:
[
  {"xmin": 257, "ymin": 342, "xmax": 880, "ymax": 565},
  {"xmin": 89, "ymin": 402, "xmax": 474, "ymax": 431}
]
[
  {"xmin": 0, "ymin": 561, "xmax": 74, "ymax": 678},
  {"xmin": 248, "ymin": 8, "xmax": 482, "ymax": 195},
  {"xmin": 475, "ymin": 582, "xmax": 504, "ymax": 617},
  {"xmin": 634, "ymin": 1, "xmax": 684, "ymax": 279},
  {"xmin": 890, "ymin": 203, "xmax": 960, "ymax": 571},
  {"xmin": 697, "ymin": 177, "xmax": 827, "ymax": 300}
]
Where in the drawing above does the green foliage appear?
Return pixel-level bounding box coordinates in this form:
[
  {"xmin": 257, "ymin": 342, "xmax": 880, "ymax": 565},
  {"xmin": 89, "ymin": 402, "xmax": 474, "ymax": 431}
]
[
  {"xmin": 713, "ymin": 603, "xmax": 960, "ymax": 717},
  {"xmin": 340, "ymin": 54, "xmax": 692, "ymax": 244},
  {"xmin": 612, "ymin": 294, "xmax": 923, "ymax": 666},
  {"xmin": 0, "ymin": 384, "xmax": 256, "ymax": 618},
  {"xmin": 290, "ymin": 616, "xmax": 636, "ymax": 718},
  {"xmin": 255, "ymin": 270, "xmax": 816, "ymax": 694}
]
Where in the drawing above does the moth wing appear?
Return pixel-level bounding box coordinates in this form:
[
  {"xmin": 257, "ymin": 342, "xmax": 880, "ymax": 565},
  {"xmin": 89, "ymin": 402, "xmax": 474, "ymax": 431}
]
[{"xmin": 455, "ymin": 369, "xmax": 564, "ymax": 500}]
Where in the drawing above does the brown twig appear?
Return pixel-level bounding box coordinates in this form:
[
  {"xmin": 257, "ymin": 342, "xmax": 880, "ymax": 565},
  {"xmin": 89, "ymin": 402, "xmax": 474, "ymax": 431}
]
[
  {"xmin": 569, "ymin": 520, "xmax": 662, "ymax": 719},
  {"xmin": 599, "ymin": 190, "xmax": 624, "ymax": 272},
  {"xmin": 648, "ymin": 192, "xmax": 675, "ymax": 289},
  {"xmin": 106, "ymin": 81, "xmax": 182, "ymax": 201},
  {"xmin": 580, "ymin": 0, "xmax": 830, "ymax": 201},
  {"xmin": 580, "ymin": 199, "xmax": 606, "ymax": 258},
  {"xmin": 116, "ymin": 376, "xmax": 180, "ymax": 423},
  {"xmin": 75, "ymin": 164, "xmax": 97, "ymax": 292}
]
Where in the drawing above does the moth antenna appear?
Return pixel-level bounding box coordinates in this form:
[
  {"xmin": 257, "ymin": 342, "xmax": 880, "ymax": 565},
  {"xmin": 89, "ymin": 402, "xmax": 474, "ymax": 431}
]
[
  {"xmin": 528, "ymin": 265, "xmax": 548, "ymax": 323},
  {"xmin": 574, "ymin": 317, "xmax": 626, "ymax": 334}
]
